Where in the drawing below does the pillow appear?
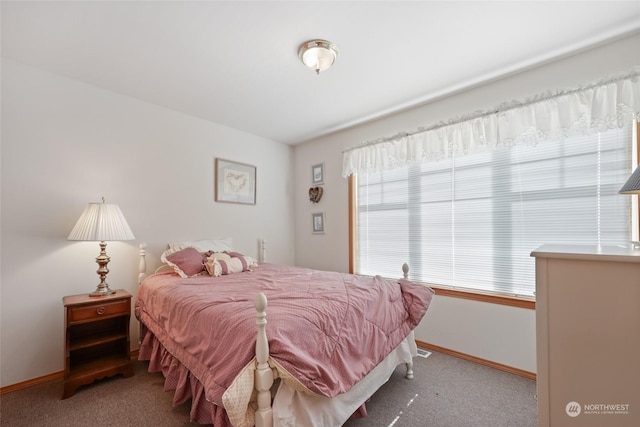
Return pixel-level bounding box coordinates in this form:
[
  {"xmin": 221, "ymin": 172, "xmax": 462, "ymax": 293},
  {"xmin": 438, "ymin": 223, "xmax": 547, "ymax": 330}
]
[
  {"xmin": 164, "ymin": 247, "xmax": 207, "ymax": 278},
  {"xmin": 161, "ymin": 238, "xmax": 234, "ymax": 269},
  {"xmin": 204, "ymin": 251, "xmax": 258, "ymax": 277}
]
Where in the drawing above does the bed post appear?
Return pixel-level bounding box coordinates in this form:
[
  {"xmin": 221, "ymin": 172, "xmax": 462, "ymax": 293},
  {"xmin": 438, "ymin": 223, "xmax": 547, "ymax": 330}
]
[
  {"xmin": 138, "ymin": 243, "xmax": 147, "ymax": 284},
  {"xmin": 402, "ymin": 262, "xmax": 414, "ymax": 379},
  {"xmin": 259, "ymin": 238, "xmax": 267, "ymax": 262},
  {"xmin": 402, "ymin": 262, "xmax": 409, "ymax": 279},
  {"xmin": 254, "ymin": 292, "xmax": 274, "ymax": 427},
  {"xmin": 137, "ymin": 243, "xmax": 148, "ymax": 344}
]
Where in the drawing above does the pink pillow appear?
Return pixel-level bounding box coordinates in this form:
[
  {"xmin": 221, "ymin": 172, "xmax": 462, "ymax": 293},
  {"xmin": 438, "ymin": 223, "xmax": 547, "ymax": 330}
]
[{"xmin": 165, "ymin": 247, "xmax": 206, "ymax": 278}]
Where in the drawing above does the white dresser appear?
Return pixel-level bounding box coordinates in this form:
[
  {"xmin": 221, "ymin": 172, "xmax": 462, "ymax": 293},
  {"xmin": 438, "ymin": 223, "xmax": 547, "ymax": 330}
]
[{"xmin": 531, "ymin": 244, "xmax": 640, "ymax": 427}]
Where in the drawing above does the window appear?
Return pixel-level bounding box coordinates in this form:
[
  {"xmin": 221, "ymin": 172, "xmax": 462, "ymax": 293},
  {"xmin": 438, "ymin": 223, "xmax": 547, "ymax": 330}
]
[{"xmin": 352, "ymin": 127, "xmax": 634, "ymax": 299}]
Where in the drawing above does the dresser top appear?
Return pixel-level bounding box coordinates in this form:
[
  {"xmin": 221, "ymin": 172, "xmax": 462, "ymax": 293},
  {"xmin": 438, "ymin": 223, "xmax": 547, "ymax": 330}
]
[{"xmin": 531, "ymin": 244, "xmax": 640, "ymax": 263}]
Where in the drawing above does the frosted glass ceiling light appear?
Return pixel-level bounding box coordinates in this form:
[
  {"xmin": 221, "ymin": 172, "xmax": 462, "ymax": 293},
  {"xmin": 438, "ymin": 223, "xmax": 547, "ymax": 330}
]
[{"xmin": 299, "ymin": 40, "xmax": 338, "ymax": 74}]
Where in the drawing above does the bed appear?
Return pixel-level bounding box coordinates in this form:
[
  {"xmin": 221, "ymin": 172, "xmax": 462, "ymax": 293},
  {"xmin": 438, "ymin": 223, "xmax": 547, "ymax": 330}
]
[{"xmin": 134, "ymin": 239, "xmax": 435, "ymax": 427}]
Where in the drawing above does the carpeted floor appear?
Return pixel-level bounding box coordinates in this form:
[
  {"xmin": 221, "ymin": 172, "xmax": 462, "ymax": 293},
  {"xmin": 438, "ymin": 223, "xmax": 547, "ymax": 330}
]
[
  {"xmin": 0, "ymin": 351, "xmax": 536, "ymax": 426},
  {"xmin": 344, "ymin": 351, "xmax": 537, "ymax": 427}
]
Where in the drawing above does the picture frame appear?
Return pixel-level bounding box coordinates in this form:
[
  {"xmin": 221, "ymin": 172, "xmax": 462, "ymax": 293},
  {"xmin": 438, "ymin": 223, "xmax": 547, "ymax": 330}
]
[
  {"xmin": 215, "ymin": 158, "xmax": 256, "ymax": 204},
  {"xmin": 312, "ymin": 163, "xmax": 324, "ymax": 185},
  {"xmin": 312, "ymin": 212, "xmax": 325, "ymax": 234}
]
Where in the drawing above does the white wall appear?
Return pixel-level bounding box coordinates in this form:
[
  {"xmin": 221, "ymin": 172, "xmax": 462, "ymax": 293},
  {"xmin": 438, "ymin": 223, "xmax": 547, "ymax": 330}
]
[
  {"xmin": 0, "ymin": 59, "xmax": 295, "ymax": 387},
  {"xmin": 293, "ymin": 33, "xmax": 640, "ymax": 374}
]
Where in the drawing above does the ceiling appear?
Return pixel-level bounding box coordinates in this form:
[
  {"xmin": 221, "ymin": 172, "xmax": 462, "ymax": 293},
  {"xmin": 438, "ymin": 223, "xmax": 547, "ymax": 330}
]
[{"xmin": 2, "ymin": 1, "xmax": 640, "ymax": 145}]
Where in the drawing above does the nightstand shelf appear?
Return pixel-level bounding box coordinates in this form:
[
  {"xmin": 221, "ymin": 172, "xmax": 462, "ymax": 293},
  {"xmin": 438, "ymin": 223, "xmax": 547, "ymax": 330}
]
[
  {"xmin": 68, "ymin": 354, "xmax": 132, "ymax": 376},
  {"xmin": 69, "ymin": 331, "xmax": 128, "ymax": 351},
  {"xmin": 62, "ymin": 289, "xmax": 134, "ymax": 399}
]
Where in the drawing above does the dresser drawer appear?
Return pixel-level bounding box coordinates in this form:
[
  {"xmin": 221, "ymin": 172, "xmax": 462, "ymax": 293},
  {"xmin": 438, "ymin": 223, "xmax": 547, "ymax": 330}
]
[{"xmin": 68, "ymin": 299, "xmax": 130, "ymax": 323}]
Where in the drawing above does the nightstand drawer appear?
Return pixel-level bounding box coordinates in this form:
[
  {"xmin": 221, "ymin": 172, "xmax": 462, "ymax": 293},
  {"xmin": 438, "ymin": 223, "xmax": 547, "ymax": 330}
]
[{"xmin": 68, "ymin": 299, "xmax": 130, "ymax": 323}]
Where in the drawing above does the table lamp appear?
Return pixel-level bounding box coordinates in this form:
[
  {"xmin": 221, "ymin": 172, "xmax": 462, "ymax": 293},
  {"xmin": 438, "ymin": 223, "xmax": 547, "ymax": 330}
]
[
  {"xmin": 619, "ymin": 165, "xmax": 640, "ymax": 249},
  {"xmin": 619, "ymin": 166, "xmax": 640, "ymax": 195},
  {"xmin": 68, "ymin": 198, "xmax": 135, "ymax": 296}
]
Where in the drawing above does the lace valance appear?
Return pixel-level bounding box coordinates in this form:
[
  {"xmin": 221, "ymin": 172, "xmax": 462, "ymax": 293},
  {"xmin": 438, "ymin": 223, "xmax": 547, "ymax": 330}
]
[{"xmin": 342, "ymin": 67, "xmax": 640, "ymax": 177}]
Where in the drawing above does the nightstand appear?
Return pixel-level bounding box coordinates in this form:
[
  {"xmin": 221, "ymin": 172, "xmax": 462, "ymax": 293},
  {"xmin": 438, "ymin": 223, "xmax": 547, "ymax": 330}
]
[{"xmin": 62, "ymin": 289, "xmax": 134, "ymax": 399}]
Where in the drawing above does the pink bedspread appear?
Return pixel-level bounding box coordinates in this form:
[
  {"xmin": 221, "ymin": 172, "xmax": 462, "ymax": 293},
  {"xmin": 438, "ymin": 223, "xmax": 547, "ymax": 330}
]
[{"xmin": 135, "ymin": 263, "xmax": 434, "ymax": 410}]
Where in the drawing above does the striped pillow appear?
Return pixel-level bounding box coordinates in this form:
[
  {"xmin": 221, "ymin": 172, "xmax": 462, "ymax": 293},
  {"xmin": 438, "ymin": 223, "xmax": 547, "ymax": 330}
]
[{"xmin": 204, "ymin": 251, "xmax": 257, "ymax": 277}]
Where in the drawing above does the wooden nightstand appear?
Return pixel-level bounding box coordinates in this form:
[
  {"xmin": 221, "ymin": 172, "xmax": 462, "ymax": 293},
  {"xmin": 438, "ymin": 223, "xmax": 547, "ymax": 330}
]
[{"xmin": 62, "ymin": 289, "xmax": 134, "ymax": 399}]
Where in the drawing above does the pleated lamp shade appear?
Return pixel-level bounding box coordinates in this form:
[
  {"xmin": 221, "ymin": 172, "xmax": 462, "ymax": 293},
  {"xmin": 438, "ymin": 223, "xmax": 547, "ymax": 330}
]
[
  {"xmin": 68, "ymin": 201, "xmax": 135, "ymax": 241},
  {"xmin": 619, "ymin": 166, "xmax": 640, "ymax": 195}
]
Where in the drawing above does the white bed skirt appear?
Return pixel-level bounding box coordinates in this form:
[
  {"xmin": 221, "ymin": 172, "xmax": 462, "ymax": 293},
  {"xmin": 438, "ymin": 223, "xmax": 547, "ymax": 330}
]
[{"xmin": 272, "ymin": 331, "xmax": 417, "ymax": 427}]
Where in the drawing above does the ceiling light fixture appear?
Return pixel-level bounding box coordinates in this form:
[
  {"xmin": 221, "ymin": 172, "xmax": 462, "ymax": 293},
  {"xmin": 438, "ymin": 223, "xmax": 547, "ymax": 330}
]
[{"xmin": 298, "ymin": 39, "xmax": 338, "ymax": 74}]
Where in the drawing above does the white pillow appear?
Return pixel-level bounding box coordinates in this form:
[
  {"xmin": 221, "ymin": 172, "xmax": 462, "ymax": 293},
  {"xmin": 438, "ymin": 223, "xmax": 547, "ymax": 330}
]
[
  {"xmin": 168, "ymin": 238, "xmax": 233, "ymax": 252},
  {"xmin": 161, "ymin": 238, "xmax": 233, "ymax": 265}
]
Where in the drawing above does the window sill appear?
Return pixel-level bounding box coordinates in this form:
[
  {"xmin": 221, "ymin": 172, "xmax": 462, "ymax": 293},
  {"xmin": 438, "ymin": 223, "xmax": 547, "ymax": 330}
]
[{"xmin": 425, "ymin": 284, "xmax": 535, "ymax": 310}]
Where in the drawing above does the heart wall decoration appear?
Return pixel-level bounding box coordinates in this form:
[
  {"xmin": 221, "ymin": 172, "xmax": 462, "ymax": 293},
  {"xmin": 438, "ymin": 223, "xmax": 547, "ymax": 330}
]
[{"xmin": 309, "ymin": 186, "xmax": 324, "ymax": 203}]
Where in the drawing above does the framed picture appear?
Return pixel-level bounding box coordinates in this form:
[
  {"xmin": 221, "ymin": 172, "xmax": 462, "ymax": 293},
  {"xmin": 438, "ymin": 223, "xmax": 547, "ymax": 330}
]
[
  {"xmin": 312, "ymin": 212, "xmax": 325, "ymax": 234},
  {"xmin": 312, "ymin": 163, "xmax": 324, "ymax": 185},
  {"xmin": 215, "ymin": 158, "xmax": 256, "ymax": 204}
]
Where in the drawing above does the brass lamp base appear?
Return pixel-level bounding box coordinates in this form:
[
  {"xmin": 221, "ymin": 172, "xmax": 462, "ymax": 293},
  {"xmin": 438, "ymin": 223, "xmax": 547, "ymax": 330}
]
[
  {"xmin": 90, "ymin": 285, "xmax": 116, "ymax": 297},
  {"xmin": 89, "ymin": 241, "xmax": 116, "ymax": 297}
]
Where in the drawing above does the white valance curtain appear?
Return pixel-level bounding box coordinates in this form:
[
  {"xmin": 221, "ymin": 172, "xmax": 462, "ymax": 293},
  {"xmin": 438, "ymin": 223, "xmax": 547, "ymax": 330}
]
[{"xmin": 342, "ymin": 67, "xmax": 640, "ymax": 177}]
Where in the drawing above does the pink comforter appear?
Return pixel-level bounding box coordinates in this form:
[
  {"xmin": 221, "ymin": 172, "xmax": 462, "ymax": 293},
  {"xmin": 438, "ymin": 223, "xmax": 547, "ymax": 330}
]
[{"xmin": 135, "ymin": 263, "xmax": 434, "ymax": 407}]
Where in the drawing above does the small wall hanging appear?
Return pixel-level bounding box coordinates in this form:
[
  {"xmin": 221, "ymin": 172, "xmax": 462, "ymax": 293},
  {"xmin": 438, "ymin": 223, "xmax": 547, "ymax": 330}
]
[
  {"xmin": 312, "ymin": 212, "xmax": 325, "ymax": 234},
  {"xmin": 309, "ymin": 186, "xmax": 323, "ymax": 203},
  {"xmin": 312, "ymin": 163, "xmax": 324, "ymax": 185}
]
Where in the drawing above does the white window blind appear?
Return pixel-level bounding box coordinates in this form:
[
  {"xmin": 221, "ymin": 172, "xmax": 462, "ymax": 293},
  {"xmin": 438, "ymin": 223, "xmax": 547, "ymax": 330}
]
[{"xmin": 355, "ymin": 127, "xmax": 633, "ymax": 297}]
